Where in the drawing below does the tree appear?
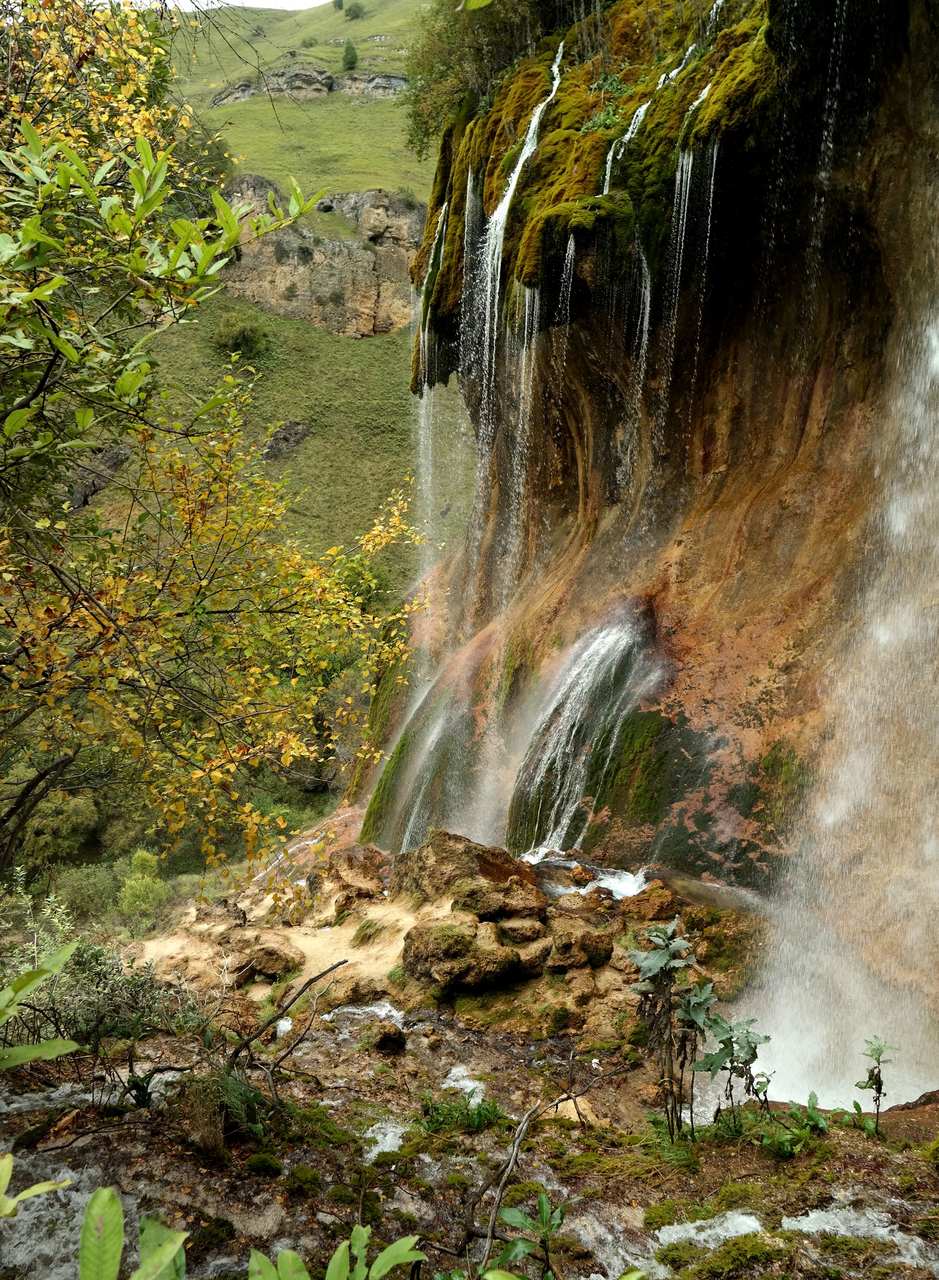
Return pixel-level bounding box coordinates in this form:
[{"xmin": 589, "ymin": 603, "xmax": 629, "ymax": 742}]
[
  {"xmin": 0, "ymin": 0, "xmax": 416, "ymax": 878},
  {"xmin": 343, "ymin": 38, "xmax": 359, "ymax": 70},
  {"xmin": 334, "ymin": 0, "xmax": 344, "ymax": 9}
]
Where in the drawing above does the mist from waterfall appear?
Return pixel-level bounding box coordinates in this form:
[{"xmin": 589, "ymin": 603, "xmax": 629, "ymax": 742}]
[{"xmin": 756, "ymin": 313, "xmax": 939, "ymax": 1106}]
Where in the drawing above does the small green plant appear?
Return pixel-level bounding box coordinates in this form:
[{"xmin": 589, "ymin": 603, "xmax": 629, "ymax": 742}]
[
  {"xmin": 695, "ymin": 1015, "xmax": 771, "ymax": 1134},
  {"xmin": 580, "ymin": 103, "xmax": 623, "ymax": 133},
  {"xmin": 856, "ymin": 1036, "xmax": 895, "ymax": 1136},
  {"xmin": 300, "ymin": 34, "xmax": 318, "ymax": 47},
  {"xmin": 117, "ymin": 870, "xmax": 171, "ymax": 932},
  {"xmin": 74, "ymin": 1184, "xmax": 425, "ymax": 1279},
  {"xmin": 343, "ymin": 38, "xmax": 359, "ymax": 70},
  {"xmin": 418, "ymin": 1093, "xmax": 504, "ymax": 1134},
  {"xmin": 496, "ymin": 1192, "xmax": 565, "ymax": 1275},
  {"xmin": 345, "ymin": 1, "xmax": 365, "ymax": 17},
  {"xmin": 630, "ymin": 918, "xmax": 712, "ymax": 1141}
]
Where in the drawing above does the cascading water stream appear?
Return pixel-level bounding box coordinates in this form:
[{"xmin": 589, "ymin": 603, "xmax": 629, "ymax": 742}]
[
  {"xmin": 756, "ymin": 307, "xmax": 939, "ymax": 1105},
  {"xmin": 659, "ymin": 149, "xmax": 696, "ymax": 434},
  {"xmin": 602, "ymin": 101, "xmax": 650, "ymax": 195},
  {"xmin": 478, "ymin": 41, "xmax": 564, "ymax": 432},
  {"xmin": 415, "ymin": 204, "xmax": 449, "ymax": 583},
  {"xmin": 500, "ymin": 286, "xmax": 541, "ymax": 607},
  {"xmin": 551, "ymin": 234, "xmax": 576, "ymax": 383},
  {"xmin": 460, "ymin": 43, "xmax": 564, "ymax": 630},
  {"xmin": 505, "ymin": 614, "xmax": 664, "ymax": 858}
]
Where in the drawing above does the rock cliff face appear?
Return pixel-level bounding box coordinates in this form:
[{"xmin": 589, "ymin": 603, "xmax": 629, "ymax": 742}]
[
  {"xmin": 210, "ymin": 64, "xmax": 406, "ymax": 106},
  {"xmin": 224, "ymin": 177, "xmax": 425, "ymax": 337},
  {"xmin": 362, "ymin": 0, "xmax": 933, "ymax": 884}
]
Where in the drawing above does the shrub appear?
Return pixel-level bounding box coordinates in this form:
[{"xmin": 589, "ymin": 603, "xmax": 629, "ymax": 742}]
[
  {"xmin": 129, "ymin": 848, "xmax": 160, "ymax": 878},
  {"xmin": 345, "ymin": 1, "xmax": 365, "ymax": 17},
  {"xmin": 300, "ymin": 34, "xmax": 318, "ymax": 48},
  {"xmin": 213, "ymin": 320, "xmax": 272, "ymax": 361},
  {"xmin": 54, "ymin": 862, "xmax": 124, "ymax": 921},
  {"xmin": 118, "ymin": 872, "xmax": 171, "ymax": 931},
  {"xmin": 343, "ymin": 38, "xmax": 358, "ymax": 70}
]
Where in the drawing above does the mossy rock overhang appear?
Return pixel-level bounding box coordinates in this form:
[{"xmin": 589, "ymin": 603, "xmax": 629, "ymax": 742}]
[{"xmin": 411, "ymin": 0, "xmax": 911, "ymax": 393}]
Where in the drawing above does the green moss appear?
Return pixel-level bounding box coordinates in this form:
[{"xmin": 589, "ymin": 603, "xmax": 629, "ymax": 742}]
[
  {"xmin": 714, "ymin": 1181, "xmax": 762, "ymax": 1212},
  {"xmin": 655, "ymin": 1240, "xmax": 706, "ymax": 1269},
  {"xmin": 284, "ymin": 1163, "xmax": 322, "ymax": 1197},
  {"xmin": 293, "ymin": 1103, "xmax": 358, "ymax": 1151},
  {"xmin": 245, "ymin": 1152, "xmax": 283, "ymax": 1176},
  {"xmin": 683, "ymin": 1234, "xmax": 788, "ymax": 1279},
  {"xmin": 359, "ymin": 726, "xmax": 413, "ymax": 844},
  {"xmin": 644, "ymin": 1199, "xmax": 684, "ymax": 1231}
]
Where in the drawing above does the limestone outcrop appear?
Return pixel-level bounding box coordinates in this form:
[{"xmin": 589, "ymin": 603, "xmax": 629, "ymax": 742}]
[
  {"xmin": 210, "ymin": 65, "xmax": 406, "ymax": 107},
  {"xmin": 224, "ymin": 177, "xmax": 425, "ymax": 336}
]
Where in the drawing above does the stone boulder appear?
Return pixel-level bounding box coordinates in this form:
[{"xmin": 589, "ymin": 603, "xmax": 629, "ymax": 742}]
[
  {"xmin": 391, "ymin": 830, "xmax": 540, "ymax": 902},
  {"xmin": 497, "ymin": 916, "xmax": 546, "ymax": 945},
  {"xmin": 401, "ymin": 920, "xmax": 522, "ymax": 992},
  {"xmin": 545, "ymin": 919, "xmax": 614, "ymax": 972},
  {"xmin": 234, "ymin": 937, "xmax": 305, "ymax": 986}
]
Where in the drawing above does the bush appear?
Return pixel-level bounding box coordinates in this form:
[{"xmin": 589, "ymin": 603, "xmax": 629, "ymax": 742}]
[
  {"xmin": 54, "ymin": 862, "xmax": 124, "ymax": 921},
  {"xmin": 342, "ymin": 38, "xmax": 358, "ymax": 70},
  {"xmin": 300, "ymin": 34, "xmax": 318, "ymax": 48},
  {"xmin": 118, "ymin": 873, "xmax": 171, "ymax": 931},
  {"xmin": 345, "ymin": 1, "xmax": 365, "ymax": 17},
  {"xmin": 129, "ymin": 848, "xmax": 160, "ymax": 878},
  {"xmin": 4, "ymin": 940, "xmax": 196, "ymax": 1050},
  {"xmin": 213, "ymin": 320, "xmax": 272, "ymax": 362}
]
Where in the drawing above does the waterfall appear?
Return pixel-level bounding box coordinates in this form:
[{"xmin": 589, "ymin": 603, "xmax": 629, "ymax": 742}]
[
  {"xmin": 500, "ymin": 285, "xmax": 541, "ymax": 607},
  {"xmin": 459, "ymin": 43, "xmax": 563, "ymax": 631},
  {"xmin": 812, "ymin": 0, "xmax": 848, "ymax": 242},
  {"xmin": 602, "ymin": 101, "xmax": 650, "ymax": 195},
  {"xmin": 659, "ymin": 149, "xmax": 696, "ymax": 435},
  {"xmin": 552, "ymin": 234, "xmax": 576, "ymax": 382},
  {"xmin": 478, "ymin": 41, "xmax": 564, "ymax": 434},
  {"xmin": 506, "ymin": 614, "xmax": 664, "ymax": 856},
  {"xmin": 618, "ymin": 243, "xmax": 652, "ymax": 492},
  {"xmin": 416, "ymin": 204, "xmax": 449, "ymax": 581},
  {"xmin": 757, "ymin": 312, "xmax": 939, "ymax": 1104},
  {"xmin": 689, "ymin": 141, "xmax": 719, "ymax": 411}
]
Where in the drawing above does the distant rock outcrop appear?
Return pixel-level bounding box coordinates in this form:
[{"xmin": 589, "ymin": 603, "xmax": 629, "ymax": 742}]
[
  {"xmin": 210, "ymin": 64, "xmax": 406, "ymax": 107},
  {"xmin": 224, "ymin": 177, "xmax": 426, "ymax": 337}
]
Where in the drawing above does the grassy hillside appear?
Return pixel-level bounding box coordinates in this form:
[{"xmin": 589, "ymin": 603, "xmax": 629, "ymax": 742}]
[
  {"xmin": 153, "ymin": 293, "xmax": 473, "ymax": 593},
  {"xmin": 155, "ymin": 1, "xmax": 469, "ymax": 595},
  {"xmin": 178, "ymin": 0, "xmax": 420, "ymax": 87}
]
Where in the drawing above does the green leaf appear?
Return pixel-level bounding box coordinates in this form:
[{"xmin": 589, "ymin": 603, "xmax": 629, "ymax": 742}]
[
  {"xmin": 0, "ymin": 1038, "xmax": 79, "ymax": 1070},
  {"xmin": 324, "ymin": 1242, "xmax": 350, "ymax": 1280},
  {"xmin": 79, "ymin": 1188, "xmax": 125, "ymax": 1280},
  {"xmin": 276, "ymin": 1251, "xmax": 312, "ymax": 1280},
  {"xmin": 20, "ymin": 119, "xmax": 43, "ymax": 154},
  {"xmin": 483, "ymin": 1271, "xmax": 526, "ymax": 1280},
  {"xmin": 130, "ymin": 1224, "xmax": 187, "ymax": 1280},
  {"xmin": 248, "ymin": 1251, "xmax": 279, "ymax": 1280},
  {"xmin": 368, "ymin": 1236, "xmax": 425, "ymax": 1280},
  {"xmin": 463, "ymin": 0, "xmax": 495, "ymax": 8},
  {"xmin": 496, "ymin": 1240, "xmax": 535, "ymax": 1264},
  {"xmin": 136, "ymin": 1218, "xmax": 187, "ymax": 1280},
  {"xmin": 498, "ymin": 1207, "xmax": 535, "ymax": 1230},
  {"xmin": 4, "ymin": 408, "xmax": 34, "ymax": 438}
]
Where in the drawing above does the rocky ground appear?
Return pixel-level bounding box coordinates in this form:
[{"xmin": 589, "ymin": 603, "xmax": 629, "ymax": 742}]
[{"xmin": 3, "ymin": 825, "xmax": 939, "ymax": 1279}]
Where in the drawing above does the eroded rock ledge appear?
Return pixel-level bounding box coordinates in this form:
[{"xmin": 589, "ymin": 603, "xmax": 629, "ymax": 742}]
[{"xmin": 224, "ymin": 177, "xmax": 425, "ymax": 336}]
